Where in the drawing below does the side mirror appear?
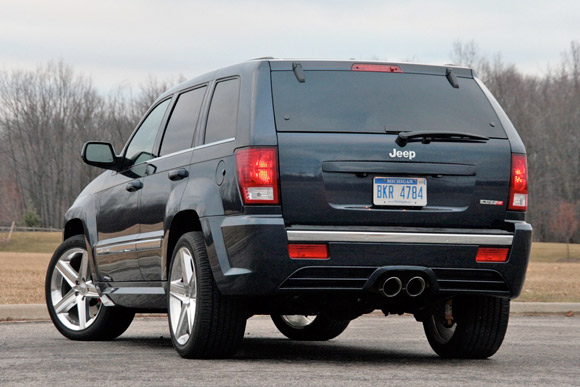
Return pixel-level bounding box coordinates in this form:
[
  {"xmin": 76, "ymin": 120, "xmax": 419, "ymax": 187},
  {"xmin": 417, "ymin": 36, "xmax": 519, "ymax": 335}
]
[{"xmin": 81, "ymin": 142, "xmax": 120, "ymax": 170}]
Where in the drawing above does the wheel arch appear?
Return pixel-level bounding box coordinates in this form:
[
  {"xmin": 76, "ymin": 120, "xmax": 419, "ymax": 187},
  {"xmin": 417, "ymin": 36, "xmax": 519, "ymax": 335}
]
[
  {"xmin": 63, "ymin": 218, "xmax": 86, "ymax": 240},
  {"xmin": 164, "ymin": 210, "xmax": 203, "ymax": 279}
]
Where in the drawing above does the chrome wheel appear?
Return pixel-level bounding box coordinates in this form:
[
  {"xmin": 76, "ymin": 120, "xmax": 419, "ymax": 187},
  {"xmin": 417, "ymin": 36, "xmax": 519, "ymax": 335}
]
[
  {"xmin": 169, "ymin": 246, "xmax": 197, "ymax": 346},
  {"xmin": 49, "ymin": 247, "xmax": 101, "ymax": 331},
  {"xmin": 272, "ymin": 313, "xmax": 350, "ymax": 341},
  {"xmin": 280, "ymin": 315, "xmax": 316, "ymax": 329},
  {"xmin": 428, "ymin": 315, "xmax": 457, "ymax": 343}
]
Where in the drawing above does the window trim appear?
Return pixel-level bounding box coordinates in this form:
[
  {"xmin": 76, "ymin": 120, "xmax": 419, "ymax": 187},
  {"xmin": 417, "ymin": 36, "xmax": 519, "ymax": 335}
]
[{"xmin": 194, "ymin": 137, "xmax": 236, "ymax": 150}]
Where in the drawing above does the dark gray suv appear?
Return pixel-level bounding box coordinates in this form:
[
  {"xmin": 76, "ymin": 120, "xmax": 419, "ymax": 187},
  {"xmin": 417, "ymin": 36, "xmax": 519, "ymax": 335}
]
[{"xmin": 45, "ymin": 59, "xmax": 532, "ymax": 359}]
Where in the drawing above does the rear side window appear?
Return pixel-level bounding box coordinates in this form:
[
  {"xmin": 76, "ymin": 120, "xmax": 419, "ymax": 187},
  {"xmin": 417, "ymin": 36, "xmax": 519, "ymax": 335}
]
[
  {"xmin": 160, "ymin": 86, "xmax": 207, "ymax": 156},
  {"xmin": 271, "ymin": 71, "xmax": 506, "ymax": 138},
  {"xmin": 204, "ymin": 78, "xmax": 240, "ymax": 144}
]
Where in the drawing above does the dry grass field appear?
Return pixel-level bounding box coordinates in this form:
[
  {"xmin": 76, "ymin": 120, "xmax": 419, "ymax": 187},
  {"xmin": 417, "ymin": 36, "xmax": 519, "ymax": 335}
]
[{"xmin": 0, "ymin": 232, "xmax": 579, "ymax": 304}]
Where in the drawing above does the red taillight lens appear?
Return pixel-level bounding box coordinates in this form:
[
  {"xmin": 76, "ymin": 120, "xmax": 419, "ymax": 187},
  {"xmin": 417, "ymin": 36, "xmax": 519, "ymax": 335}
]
[
  {"xmin": 235, "ymin": 147, "xmax": 279, "ymax": 204},
  {"xmin": 288, "ymin": 244, "xmax": 329, "ymax": 259},
  {"xmin": 351, "ymin": 64, "xmax": 403, "ymax": 73},
  {"xmin": 476, "ymin": 247, "xmax": 509, "ymax": 263},
  {"xmin": 508, "ymin": 154, "xmax": 528, "ymax": 211}
]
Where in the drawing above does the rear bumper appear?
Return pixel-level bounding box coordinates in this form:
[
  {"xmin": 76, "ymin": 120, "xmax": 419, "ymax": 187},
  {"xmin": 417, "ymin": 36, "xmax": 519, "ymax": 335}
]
[{"xmin": 205, "ymin": 215, "xmax": 532, "ymax": 300}]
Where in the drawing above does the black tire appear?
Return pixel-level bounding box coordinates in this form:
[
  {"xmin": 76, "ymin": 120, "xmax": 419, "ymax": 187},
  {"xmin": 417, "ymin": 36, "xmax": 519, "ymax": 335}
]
[
  {"xmin": 167, "ymin": 231, "xmax": 247, "ymax": 358},
  {"xmin": 271, "ymin": 314, "xmax": 350, "ymax": 341},
  {"xmin": 45, "ymin": 235, "xmax": 135, "ymax": 341},
  {"xmin": 422, "ymin": 295, "xmax": 510, "ymax": 359}
]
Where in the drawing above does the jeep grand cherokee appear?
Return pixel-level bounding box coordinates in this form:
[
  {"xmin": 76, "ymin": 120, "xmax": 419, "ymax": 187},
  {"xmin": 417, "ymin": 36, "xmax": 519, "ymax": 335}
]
[{"xmin": 46, "ymin": 59, "xmax": 532, "ymax": 359}]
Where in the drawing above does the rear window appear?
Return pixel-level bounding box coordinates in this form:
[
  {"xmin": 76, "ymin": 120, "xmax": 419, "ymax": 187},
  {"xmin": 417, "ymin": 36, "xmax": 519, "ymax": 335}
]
[{"xmin": 271, "ymin": 71, "xmax": 506, "ymax": 138}]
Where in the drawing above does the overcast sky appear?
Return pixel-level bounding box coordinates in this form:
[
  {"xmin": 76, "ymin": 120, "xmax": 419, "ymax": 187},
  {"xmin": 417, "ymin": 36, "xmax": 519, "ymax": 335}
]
[{"xmin": 2, "ymin": 0, "xmax": 579, "ymax": 92}]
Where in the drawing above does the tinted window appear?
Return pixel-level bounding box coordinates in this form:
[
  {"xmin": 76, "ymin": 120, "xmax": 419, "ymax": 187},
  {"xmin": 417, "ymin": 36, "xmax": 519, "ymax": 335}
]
[
  {"xmin": 124, "ymin": 99, "xmax": 170, "ymax": 168},
  {"xmin": 160, "ymin": 86, "xmax": 207, "ymax": 156},
  {"xmin": 271, "ymin": 71, "xmax": 506, "ymax": 138},
  {"xmin": 204, "ymin": 78, "xmax": 240, "ymax": 144}
]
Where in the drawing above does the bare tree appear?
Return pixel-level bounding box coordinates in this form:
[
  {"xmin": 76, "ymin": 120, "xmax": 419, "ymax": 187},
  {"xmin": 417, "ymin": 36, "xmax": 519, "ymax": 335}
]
[
  {"xmin": 0, "ymin": 63, "xmax": 183, "ymax": 228},
  {"xmin": 450, "ymin": 40, "xmax": 487, "ymax": 73},
  {"xmin": 0, "ymin": 61, "xmax": 103, "ymax": 227},
  {"xmin": 549, "ymin": 201, "xmax": 579, "ymax": 259}
]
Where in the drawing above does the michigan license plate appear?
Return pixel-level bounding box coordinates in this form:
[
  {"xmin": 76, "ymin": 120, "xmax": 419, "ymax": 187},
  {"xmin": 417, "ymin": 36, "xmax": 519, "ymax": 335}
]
[{"xmin": 373, "ymin": 177, "xmax": 427, "ymax": 206}]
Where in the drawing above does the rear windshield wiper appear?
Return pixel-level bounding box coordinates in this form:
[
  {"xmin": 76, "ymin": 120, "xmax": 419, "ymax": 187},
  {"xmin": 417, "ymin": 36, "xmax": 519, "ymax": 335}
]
[{"xmin": 395, "ymin": 131, "xmax": 489, "ymax": 146}]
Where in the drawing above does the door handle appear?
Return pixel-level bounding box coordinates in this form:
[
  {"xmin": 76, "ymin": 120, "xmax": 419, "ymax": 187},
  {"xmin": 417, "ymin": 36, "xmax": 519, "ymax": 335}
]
[
  {"xmin": 125, "ymin": 180, "xmax": 143, "ymax": 192},
  {"xmin": 168, "ymin": 168, "xmax": 188, "ymax": 181}
]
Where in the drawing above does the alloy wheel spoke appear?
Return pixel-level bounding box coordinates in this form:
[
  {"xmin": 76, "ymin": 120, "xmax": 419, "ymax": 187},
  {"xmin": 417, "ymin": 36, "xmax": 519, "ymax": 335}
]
[
  {"xmin": 79, "ymin": 251, "xmax": 89, "ymax": 281},
  {"xmin": 54, "ymin": 289, "xmax": 78, "ymax": 314},
  {"xmin": 186, "ymin": 299, "xmax": 195, "ymax": 332},
  {"xmin": 77, "ymin": 296, "xmax": 88, "ymax": 329},
  {"xmin": 170, "ymin": 281, "xmax": 188, "ymax": 303},
  {"xmin": 180, "ymin": 249, "xmax": 193, "ymax": 286},
  {"xmin": 56, "ymin": 260, "xmax": 79, "ymax": 287},
  {"xmin": 175, "ymin": 303, "xmax": 189, "ymax": 339},
  {"xmin": 84, "ymin": 281, "xmax": 100, "ymax": 298}
]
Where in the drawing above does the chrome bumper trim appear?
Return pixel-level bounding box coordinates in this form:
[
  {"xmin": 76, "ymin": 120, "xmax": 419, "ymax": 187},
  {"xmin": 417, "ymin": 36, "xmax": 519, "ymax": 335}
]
[{"xmin": 287, "ymin": 230, "xmax": 513, "ymax": 246}]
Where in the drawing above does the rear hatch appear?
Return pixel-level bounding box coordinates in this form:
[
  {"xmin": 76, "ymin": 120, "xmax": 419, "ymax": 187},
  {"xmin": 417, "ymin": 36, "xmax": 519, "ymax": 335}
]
[{"xmin": 271, "ymin": 62, "xmax": 511, "ymax": 229}]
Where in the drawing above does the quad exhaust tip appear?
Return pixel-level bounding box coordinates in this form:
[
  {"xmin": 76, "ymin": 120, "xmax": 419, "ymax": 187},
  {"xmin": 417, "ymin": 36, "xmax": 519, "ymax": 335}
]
[
  {"xmin": 381, "ymin": 277, "xmax": 403, "ymax": 297},
  {"xmin": 380, "ymin": 276, "xmax": 426, "ymax": 298},
  {"xmin": 405, "ymin": 276, "xmax": 426, "ymax": 297}
]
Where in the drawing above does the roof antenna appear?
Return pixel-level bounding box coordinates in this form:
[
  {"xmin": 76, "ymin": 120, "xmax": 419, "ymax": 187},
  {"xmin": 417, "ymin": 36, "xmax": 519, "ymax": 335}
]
[{"xmin": 293, "ymin": 62, "xmax": 305, "ymax": 83}]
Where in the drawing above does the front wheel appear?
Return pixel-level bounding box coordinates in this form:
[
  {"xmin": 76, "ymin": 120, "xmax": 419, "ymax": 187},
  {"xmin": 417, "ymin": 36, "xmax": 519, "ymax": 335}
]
[
  {"xmin": 167, "ymin": 232, "xmax": 247, "ymax": 358},
  {"xmin": 271, "ymin": 314, "xmax": 350, "ymax": 341},
  {"xmin": 45, "ymin": 235, "xmax": 134, "ymax": 341},
  {"xmin": 422, "ymin": 296, "xmax": 510, "ymax": 359}
]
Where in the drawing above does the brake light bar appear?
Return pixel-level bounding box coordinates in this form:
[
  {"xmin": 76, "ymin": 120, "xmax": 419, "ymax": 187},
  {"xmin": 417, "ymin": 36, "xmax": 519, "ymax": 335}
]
[
  {"xmin": 351, "ymin": 64, "xmax": 403, "ymax": 73},
  {"xmin": 476, "ymin": 247, "xmax": 509, "ymax": 263},
  {"xmin": 288, "ymin": 244, "xmax": 329, "ymax": 259},
  {"xmin": 235, "ymin": 147, "xmax": 280, "ymax": 204},
  {"xmin": 508, "ymin": 154, "xmax": 528, "ymax": 211}
]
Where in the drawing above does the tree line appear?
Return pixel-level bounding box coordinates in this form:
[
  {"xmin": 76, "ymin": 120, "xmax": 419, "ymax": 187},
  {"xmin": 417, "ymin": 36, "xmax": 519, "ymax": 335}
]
[
  {"xmin": 0, "ymin": 45, "xmax": 579, "ymax": 243},
  {"xmin": 0, "ymin": 62, "xmax": 177, "ymax": 230}
]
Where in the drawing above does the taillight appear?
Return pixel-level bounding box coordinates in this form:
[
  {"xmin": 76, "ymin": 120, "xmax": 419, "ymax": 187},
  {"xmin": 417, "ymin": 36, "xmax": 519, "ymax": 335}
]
[
  {"xmin": 508, "ymin": 154, "xmax": 528, "ymax": 211},
  {"xmin": 235, "ymin": 147, "xmax": 279, "ymax": 204},
  {"xmin": 351, "ymin": 64, "xmax": 403, "ymax": 73},
  {"xmin": 288, "ymin": 244, "xmax": 329, "ymax": 259},
  {"xmin": 476, "ymin": 247, "xmax": 509, "ymax": 263}
]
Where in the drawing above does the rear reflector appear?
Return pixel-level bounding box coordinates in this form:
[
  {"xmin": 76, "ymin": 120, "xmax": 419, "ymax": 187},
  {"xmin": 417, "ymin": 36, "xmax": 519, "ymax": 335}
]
[
  {"xmin": 288, "ymin": 244, "xmax": 329, "ymax": 259},
  {"xmin": 508, "ymin": 154, "xmax": 528, "ymax": 211},
  {"xmin": 235, "ymin": 147, "xmax": 279, "ymax": 204},
  {"xmin": 351, "ymin": 64, "xmax": 403, "ymax": 73},
  {"xmin": 476, "ymin": 248, "xmax": 509, "ymax": 263}
]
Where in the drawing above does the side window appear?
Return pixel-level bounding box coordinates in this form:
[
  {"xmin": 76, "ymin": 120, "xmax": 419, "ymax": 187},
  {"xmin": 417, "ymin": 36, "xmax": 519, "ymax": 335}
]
[
  {"xmin": 124, "ymin": 99, "xmax": 170, "ymax": 168},
  {"xmin": 159, "ymin": 86, "xmax": 207, "ymax": 156},
  {"xmin": 204, "ymin": 78, "xmax": 240, "ymax": 144}
]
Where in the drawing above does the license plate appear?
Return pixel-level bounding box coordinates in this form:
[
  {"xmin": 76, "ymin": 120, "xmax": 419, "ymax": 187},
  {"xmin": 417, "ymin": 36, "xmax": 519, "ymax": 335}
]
[{"xmin": 373, "ymin": 177, "xmax": 427, "ymax": 206}]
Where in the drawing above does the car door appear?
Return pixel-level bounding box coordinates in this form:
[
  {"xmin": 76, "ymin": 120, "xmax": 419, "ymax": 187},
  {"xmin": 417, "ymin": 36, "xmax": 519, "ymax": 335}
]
[
  {"xmin": 137, "ymin": 85, "xmax": 208, "ymax": 281},
  {"xmin": 94, "ymin": 99, "xmax": 171, "ymax": 282}
]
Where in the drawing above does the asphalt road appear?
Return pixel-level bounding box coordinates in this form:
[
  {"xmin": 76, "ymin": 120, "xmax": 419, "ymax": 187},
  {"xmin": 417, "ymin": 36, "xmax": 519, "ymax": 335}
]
[{"xmin": 1, "ymin": 315, "xmax": 579, "ymax": 386}]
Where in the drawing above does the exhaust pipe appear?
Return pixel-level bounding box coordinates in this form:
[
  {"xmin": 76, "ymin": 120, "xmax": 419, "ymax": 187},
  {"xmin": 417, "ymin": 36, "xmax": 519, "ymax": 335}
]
[
  {"xmin": 405, "ymin": 276, "xmax": 426, "ymax": 297},
  {"xmin": 381, "ymin": 277, "xmax": 403, "ymax": 297}
]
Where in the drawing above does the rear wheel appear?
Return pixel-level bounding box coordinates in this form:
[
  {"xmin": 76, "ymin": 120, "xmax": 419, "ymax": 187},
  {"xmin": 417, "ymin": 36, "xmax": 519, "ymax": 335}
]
[
  {"xmin": 271, "ymin": 314, "xmax": 350, "ymax": 341},
  {"xmin": 168, "ymin": 232, "xmax": 247, "ymax": 358},
  {"xmin": 422, "ymin": 296, "xmax": 510, "ymax": 359},
  {"xmin": 45, "ymin": 235, "xmax": 134, "ymax": 341}
]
